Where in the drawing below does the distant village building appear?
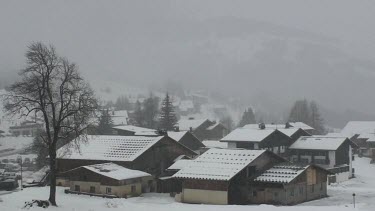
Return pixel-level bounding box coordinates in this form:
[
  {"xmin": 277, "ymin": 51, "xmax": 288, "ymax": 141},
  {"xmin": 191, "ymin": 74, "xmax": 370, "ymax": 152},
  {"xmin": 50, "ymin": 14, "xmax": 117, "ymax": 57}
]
[
  {"xmin": 110, "ymin": 110, "xmax": 129, "ymax": 126},
  {"xmin": 341, "ymin": 121, "xmax": 375, "ymax": 159},
  {"xmin": 249, "ymin": 163, "xmax": 331, "ymax": 205},
  {"xmin": 177, "ymin": 118, "xmax": 228, "ymax": 141},
  {"xmin": 173, "ymin": 148, "xmax": 285, "ymax": 205},
  {"xmin": 220, "ymin": 127, "xmax": 292, "ymax": 156},
  {"xmin": 8, "ymin": 121, "xmax": 43, "ymax": 137},
  {"xmin": 56, "ymin": 135, "xmax": 197, "ymax": 189},
  {"xmin": 289, "ymin": 136, "xmax": 356, "ymax": 183},
  {"xmin": 60, "ymin": 163, "xmax": 153, "ymax": 198}
]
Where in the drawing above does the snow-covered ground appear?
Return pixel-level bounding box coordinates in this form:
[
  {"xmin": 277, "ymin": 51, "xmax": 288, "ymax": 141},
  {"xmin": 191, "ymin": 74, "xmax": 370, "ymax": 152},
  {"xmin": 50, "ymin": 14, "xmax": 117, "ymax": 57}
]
[{"xmin": 0, "ymin": 156, "xmax": 373, "ymax": 211}]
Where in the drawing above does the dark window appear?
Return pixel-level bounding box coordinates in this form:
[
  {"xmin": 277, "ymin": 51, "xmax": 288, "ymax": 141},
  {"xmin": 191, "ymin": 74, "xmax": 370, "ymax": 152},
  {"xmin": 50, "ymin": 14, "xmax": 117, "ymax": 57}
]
[
  {"xmin": 131, "ymin": 185, "xmax": 136, "ymax": 193},
  {"xmin": 290, "ymin": 189, "xmax": 294, "ymax": 196},
  {"xmin": 90, "ymin": 186, "xmax": 95, "ymax": 193},
  {"xmin": 106, "ymin": 187, "xmax": 111, "ymax": 194},
  {"xmin": 299, "ymin": 187, "xmax": 303, "ymax": 194},
  {"xmin": 74, "ymin": 185, "xmax": 80, "ymax": 192},
  {"xmin": 252, "ymin": 191, "xmax": 257, "ymax": 197},
  {"xmin": 311, "ymin": 185, "xmax": 315, "ymax": 193}
]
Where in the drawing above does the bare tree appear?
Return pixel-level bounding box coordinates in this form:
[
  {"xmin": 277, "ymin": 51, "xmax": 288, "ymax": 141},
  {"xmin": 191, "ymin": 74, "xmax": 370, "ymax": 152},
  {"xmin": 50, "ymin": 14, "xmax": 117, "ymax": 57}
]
[{"xmin": 1, "ymin": 42, "xmax": 97, "ymax": 206}]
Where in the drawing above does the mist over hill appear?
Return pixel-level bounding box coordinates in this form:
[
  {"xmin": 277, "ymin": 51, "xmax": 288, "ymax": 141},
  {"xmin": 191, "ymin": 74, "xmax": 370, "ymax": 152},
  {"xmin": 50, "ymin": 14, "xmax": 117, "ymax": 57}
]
[{"xmin": 1, "ymin": 1, "xmax": 375, "ymax": 128}]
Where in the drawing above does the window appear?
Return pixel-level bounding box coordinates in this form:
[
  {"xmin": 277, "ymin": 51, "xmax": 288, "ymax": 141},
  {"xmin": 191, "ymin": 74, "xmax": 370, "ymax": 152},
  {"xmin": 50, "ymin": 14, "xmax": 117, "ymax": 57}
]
[
  {"xmin": 90, "ymin": 186, "xmax": 95, "ymax": 193},
  {"xmin": 106, "ymin": 187, "xmax": 112, "ymax": 194},
  {"xmin": 311, "ymin": 185, "xmax": 315, "ymax": 193},
  {"xmin": 131, "ymin": 185, "xmax": 136, "ymax": 193},
  {"xmin": 290, "ymin": 189, "xmax": 294, "ymax": 196},
  {"xmin": 74, "ymin": 185, "xmax": 80, "ymax": 192},
  {"xmin": 252, "ymin": 191, "xmax": 257, "ymax": 197},
  {"xmin": 299, "ymin": 187, "xmax": 303, "ymax": 194}
]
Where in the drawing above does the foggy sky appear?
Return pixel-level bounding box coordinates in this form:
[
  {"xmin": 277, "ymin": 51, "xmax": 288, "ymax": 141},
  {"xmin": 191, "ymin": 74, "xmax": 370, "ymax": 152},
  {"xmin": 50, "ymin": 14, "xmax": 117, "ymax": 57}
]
[{"xmin": 1, "ymin": 0, "xmax": 375, "ymax": 124}]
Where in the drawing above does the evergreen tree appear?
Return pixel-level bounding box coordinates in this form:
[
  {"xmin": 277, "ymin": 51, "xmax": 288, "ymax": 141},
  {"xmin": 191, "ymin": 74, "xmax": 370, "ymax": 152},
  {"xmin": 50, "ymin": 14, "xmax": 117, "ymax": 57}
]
[
  {"xmin": 115, "ymin": 96, "xmax": 131, "ymax": 110},
  {"xmin": 309, "ymin": 101, "xmax": 326, "ymax": 134},
  {"xmin": 238, "ymin": 107, "xmax": 256, "ymax": 127},
  {"xmin": 159, "ymin": 93, "xmax": 178, "ymax": 131},
  {"xmin": 143, "ymin": 94, "xmax": 159, "ymax": 129},
  {"xmin": 96, "ymin": 109, "xmax": 114, "ymax": 135},
  {"xmin": 288, "ymin": 99, "xmax": 310, "ymax": 124},
  {"xmin": 133, "ymin": 100, "xmax": 145, "ymax": 127}
]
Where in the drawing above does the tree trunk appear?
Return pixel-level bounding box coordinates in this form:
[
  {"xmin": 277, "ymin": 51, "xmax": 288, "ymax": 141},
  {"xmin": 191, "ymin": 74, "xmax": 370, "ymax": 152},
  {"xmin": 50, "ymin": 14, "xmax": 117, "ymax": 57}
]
[{"xmin": 48, "ymin": 150, "xmax": 57, "ymax": 206}]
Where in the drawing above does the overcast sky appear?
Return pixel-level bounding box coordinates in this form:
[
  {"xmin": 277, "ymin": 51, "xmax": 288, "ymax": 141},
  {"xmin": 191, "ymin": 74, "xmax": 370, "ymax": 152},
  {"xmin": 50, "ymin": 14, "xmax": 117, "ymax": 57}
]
[{"xmin": 1, "ymin": 0, "xmax": 375, "ymax": 121}]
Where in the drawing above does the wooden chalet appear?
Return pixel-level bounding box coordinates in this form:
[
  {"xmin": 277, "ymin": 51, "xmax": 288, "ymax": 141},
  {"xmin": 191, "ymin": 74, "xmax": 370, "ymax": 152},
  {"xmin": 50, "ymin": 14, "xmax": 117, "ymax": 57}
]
[
  {"xmin": 56, "ymin": 135, "xmax": 197, "ymax": 189},
  {"xmin": 60, "ymin": 163, "xmax": 153, "ymax": 198},
  {"xmin": 289, "ymin": 136, "xmax": 356, "ymax": 183},
  {"xmin": 167, "ymin": 131, "xmax": 205, "ymax": 152},
  {"xmin": 173, "ymin": 148, "xmax": 286, "ymax": 205},
  {"xmin": 177, "ymin": 118, "xmax": 228, "ymax": 141},
  {"xmin": 220, "ymin": 127, "xmax": 293, "ymax": 156},
  {"xmin": 341, "ymin": 121, "xmax": 375, "ymax": 159},
  {"xmin": 249, "ymin": 163, "xmax": 331, "ymax": 205},
  {"xmin": 112, "ymin": 125, "xmax": 158, "ymax": 136}
]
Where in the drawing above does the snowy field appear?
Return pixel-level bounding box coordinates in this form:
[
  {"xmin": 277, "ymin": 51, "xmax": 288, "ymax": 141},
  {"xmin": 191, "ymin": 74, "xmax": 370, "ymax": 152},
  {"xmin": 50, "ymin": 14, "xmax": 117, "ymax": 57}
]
[{"xmin": 0, "ymin": 156, "xmax": 374, "ymax": 211}]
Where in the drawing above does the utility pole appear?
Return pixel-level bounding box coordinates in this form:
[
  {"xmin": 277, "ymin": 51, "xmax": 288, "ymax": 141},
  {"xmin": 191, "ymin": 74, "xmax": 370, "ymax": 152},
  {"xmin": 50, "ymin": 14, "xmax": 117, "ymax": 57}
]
[
  {"xmin": 18, "ymin": 155, "xmax": 23, "ymax": 190},
  {"xmin": 352, "ymin": 193, "xmax": 356, "ymax": 208}
]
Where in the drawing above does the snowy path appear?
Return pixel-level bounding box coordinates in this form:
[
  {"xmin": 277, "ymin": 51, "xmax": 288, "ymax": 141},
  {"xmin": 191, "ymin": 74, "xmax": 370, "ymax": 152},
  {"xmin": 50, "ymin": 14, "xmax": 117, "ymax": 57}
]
[{"xmin": 0, "ymin": 157, "xmax": 374, "ymax": 211}]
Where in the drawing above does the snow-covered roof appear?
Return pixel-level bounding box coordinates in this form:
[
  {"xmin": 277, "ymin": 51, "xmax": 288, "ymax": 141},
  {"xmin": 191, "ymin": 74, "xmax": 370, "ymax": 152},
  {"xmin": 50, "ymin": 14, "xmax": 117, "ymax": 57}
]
[
  {"xmin": 254, "ymin": 163, "xmax": 308, "ymax": 184},
  {"xmin": 207, "ymin": 122, "xmax": 223, "ymax": 130},
  {"xmin": 112, "ymin": 125, "xmax": 157, "ymax": 136},
  {"xmin": 57, "ymin": 135, "xmax": 164, "ymax": 162},
  {"xmin": 243, "ymin": 122, "xmax": 313, "ymax": 131},
  {"xmin": 111, "ymin": 110, "xmax": 129, "ymax": 126},
  {"xmin": 289, "ymin": 136, "xmax": 349, "ymax": 151},
  {"xmin": 173, "ymin": 148, "xmax": 265, "ymax": 181},
  {"xmin": 0, "ymin": 136, "xmax": 34, "ymax": 152},
  {"xmin": 81, "ymin": 163, "xmax": 151, "ymax": 180},
  {"xmin": 167, "ymin": 131, "xmax": 188, "ymax": 142},
  {"xmin": 202, "ymin": 140, "xmax": 228, "ymax": 148},
  {"xmin": 177, "ymin": 118, "xmax": 208, "ymax": 131},
  {"xmin": 341, "ymin": 121, "xmax": 375, "ymax": 137},
  {"xmin": 167, "ymin": 159, "xmax": 192, "ymax": 171},
  {"xmin": 220, "ymin": 128, "xmax": 274, "ymax": 142}
]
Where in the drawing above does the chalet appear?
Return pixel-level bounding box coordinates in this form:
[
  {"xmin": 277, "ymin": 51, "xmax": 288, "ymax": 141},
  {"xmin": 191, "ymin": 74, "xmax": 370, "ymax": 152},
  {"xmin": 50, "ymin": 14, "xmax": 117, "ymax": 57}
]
[
  {"xmin": 112, "ymin": 125, "xmax": 158, "ymax": 136},
  {"xmin": 60, "ymin": 163, "xmax": 153, "ymax": 198},
  {"xmin": 243, "ymin": 122, "xmax": 312, "ymax": 142},
  {"xmin": 173, "ymin": 148, "xmax": 285, "ymax": 205},
  {"xmin": 289, "ymin": 136, "xmax": 356, "ymax": 183},
  {"xmin": 167, "ymin": 131, "xmax": 205, "ymax": 152},
  {"xmin": 249, "ymin": 163, "xmax": 331, "ymax": 205},
  {"xmin": 201, "ymin": 140, "xmax": 228, "ymax": 152},
  {"xmin": 220, "ymin": 127, "xmax": 292, "ymax": 156},
  {"xmin": 177, "ymin": 118, "xmax": 228, "ymax": 141},
  {"xmin": 56, "ymin": 135, "xmax": 197, "ymax": 179},
  {"xmin": 341, "ymin": 121, "xmax": 375, "ymax": 158},
  {"xmin": 9, "ymin": 121, "xmax": 43, "ymax": 137},
  {"xmin": 110, "ymin": 110, "xmax": 129, "ymax": 126}
]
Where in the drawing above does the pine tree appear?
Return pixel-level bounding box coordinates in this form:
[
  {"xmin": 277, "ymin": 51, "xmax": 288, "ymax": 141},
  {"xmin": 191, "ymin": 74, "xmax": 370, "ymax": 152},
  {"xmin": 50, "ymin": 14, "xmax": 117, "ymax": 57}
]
[
  {"xmin": 115, "ymin": 96, "xmax": 131, "ymax": 110},
  {"xmin": 238, "ymin": 107, "xmax": 256, "ymax": 127},
  {"xmin": 159, "ymin": 93, "xmax": 178, "ymax": 131},
  {"xmin": 143, "ymin": 94, "xmax": 159, "ymax": 129},
  {"xmin": 96, "ymin": 109, "xmax": 114, "ymax": 135},
  {"xmin": 288, "ymin": 99, "xmax": 310, "ymax": 124},
  {"xmin": 133, "ymin": 100, "xmax": 145, "ymax": 127},
  {"xmin": 309, "ymin": 101, "xmax": 326, "ymax": 134}
]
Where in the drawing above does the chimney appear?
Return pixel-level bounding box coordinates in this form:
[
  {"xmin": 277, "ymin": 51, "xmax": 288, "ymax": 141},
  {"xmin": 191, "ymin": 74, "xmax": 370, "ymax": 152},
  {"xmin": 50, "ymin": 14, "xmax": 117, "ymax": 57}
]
[
  {"xmin": 258, "ymin": 123, "xmax": 266, "ymax": 130},
  {"xmin": 174, "ymin": 126, "xmax": 180, "ymax": 132},
  {"xmin": 285, "ymin": 122, "xmax": 292, "ymax": 129},
  {"xmin": 189, "ymin": 127, "xmax": 193, "ymax": 132}
]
